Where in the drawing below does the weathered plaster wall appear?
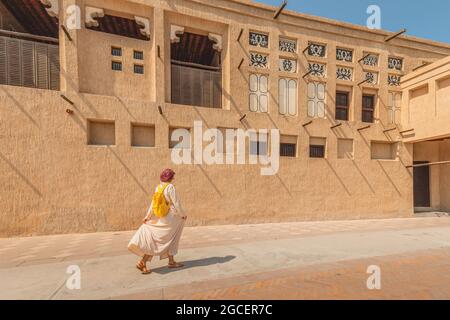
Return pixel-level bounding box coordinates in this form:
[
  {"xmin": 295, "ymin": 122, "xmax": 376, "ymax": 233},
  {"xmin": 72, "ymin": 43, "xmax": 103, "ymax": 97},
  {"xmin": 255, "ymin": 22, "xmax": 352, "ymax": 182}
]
[
  {"xmin": 440, "ymin": 140, "xmax": 450, "ymax": 211},
  {"xmin": 1, "ymin": 0, "xmax": 450, "ymax": 237},
  {"xmin": 402, "ymin": 56, "xmax": 450, "ymax": 143}
]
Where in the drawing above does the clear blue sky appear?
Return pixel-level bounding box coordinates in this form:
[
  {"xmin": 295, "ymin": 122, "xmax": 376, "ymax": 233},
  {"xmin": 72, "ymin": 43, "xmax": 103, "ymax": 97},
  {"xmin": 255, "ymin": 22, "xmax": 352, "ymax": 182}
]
[{"xmin": 256, "ymin": 0, "xmax": 450, "ymax": 44}]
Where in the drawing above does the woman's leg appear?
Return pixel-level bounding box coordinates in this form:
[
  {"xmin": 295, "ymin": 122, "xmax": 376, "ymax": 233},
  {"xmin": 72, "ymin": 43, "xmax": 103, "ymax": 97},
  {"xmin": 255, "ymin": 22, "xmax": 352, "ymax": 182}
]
[
  {"xmin": 168, "ymin": 255, "xmax": 184, "ymax": 268},
  {"xmin": 142, "ymin": 254, "xmax": 152, "ymax": 264},
  {"xmin": 137, "ymin": 255, "xmax": 153, "ymax": 274}
]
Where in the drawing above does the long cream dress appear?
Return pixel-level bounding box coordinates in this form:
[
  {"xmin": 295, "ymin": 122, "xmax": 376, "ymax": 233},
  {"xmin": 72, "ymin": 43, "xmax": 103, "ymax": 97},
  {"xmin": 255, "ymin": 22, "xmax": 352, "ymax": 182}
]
[{"xmin": 128, "ymin": 183, "xmax": 187, "ymax": 260}]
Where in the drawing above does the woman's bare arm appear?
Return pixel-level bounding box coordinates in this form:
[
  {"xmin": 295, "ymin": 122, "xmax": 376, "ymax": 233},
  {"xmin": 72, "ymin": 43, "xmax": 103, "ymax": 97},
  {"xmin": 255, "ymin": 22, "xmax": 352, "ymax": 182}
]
[
  {"xmin": 143, "ymin": 200, "xmax": 154, "ymax": 223},
  {"xmin": 168, "ymin": 185, "xmax": 187, "ymax": 219}
]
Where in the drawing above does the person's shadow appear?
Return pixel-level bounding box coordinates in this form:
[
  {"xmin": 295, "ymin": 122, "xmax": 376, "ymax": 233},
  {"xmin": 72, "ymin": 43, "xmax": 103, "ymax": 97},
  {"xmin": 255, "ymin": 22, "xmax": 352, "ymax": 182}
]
[{"xmin": 152, "ymin": 256, "xmax": 236, "ymax": 275}]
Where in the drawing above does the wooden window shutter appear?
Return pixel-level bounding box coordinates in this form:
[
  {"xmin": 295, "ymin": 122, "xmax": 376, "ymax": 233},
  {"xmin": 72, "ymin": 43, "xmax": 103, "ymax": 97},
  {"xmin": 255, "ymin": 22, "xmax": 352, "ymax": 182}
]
[
  {"xmin": 35, "ymin": 43, "xmax": 49, "ymax": 89},
  {"xmin": 212, "ymin": 71, "xmax": 221, "ymax": 108},
  {"xmin": 48, "ymin": 45, "xmax": 60, "ymax": 90},
  {"xmin": 192, "ymin": 68, "xmax": 202, "ymax": 107},
  {"xmin": 0, "ymin": 37, "xmax": 6, "ymax": 85},
  {"xmin": 7, "ymin": 38, "xmax": 21, "ymax": 86},
  {"xmin": 171, "ymin": 64, "xmax": 181, "ymax": 104},
  {"xmin": 202, "ymin": 70, "xmax": 212, "ymax": 107},
  {"xmin": 21, "ymin": 40, "xmax": 36, "ymax": 88},
  {"xmin": 180, "ymin": 66, "xmax": 193, "ymax": 106}
]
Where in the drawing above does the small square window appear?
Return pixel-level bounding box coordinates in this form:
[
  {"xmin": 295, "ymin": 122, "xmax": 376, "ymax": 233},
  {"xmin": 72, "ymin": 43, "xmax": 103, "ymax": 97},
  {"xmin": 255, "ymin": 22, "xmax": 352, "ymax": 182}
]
[
  {"xmin": 87, "ymin": 120, "xmax": 115, "ymax": 146},
  {"xmin": 280, "ymin": 135, "xmax": 297, "ymax": 157},
  {"xmin": 338, "ymin": 139, "xmax": 354, "ymax": 159},
  {"xmin": 112, "ymin": 61, "xmax": 122, "ymax": 71},
  {"xmin": 281, "ymin": 143, "xmax": 296, "ymax": 157},
  {"xmin": 111, "ymin": 47, "xmax": 122, "ymax": 56},
  {"xmin": 371, "ymin": 141, "xmax": 398, "ymax": 160},
  {"xmin": 134, "ymin": 64, "xmax": 144, "ymax": 74},
  {"xmin": 134, "ymin": 50, "xmax": 144, "ymax": 60},
  {"xmin": 310, "ymin": 137, "xmax": 326, "ymax": 158},
  {"xmin": 131, "ymin": 123, "xmax": 155, "ymax": 148}
]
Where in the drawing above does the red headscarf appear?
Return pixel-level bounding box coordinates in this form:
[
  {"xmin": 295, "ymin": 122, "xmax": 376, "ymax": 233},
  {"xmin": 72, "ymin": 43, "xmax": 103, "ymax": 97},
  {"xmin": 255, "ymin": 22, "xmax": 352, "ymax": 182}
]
[{"xmin": 160, "ymin": 169, "xmax": 175, "ymax": 183}]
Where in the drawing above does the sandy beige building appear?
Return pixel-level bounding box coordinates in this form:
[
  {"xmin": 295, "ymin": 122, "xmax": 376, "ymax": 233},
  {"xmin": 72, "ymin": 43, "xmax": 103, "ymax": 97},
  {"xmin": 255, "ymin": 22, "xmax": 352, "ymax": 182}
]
[
  {"xmin": 402, "ymin": 57, "xmax": 450, "ymax": 213},
  {"xmin": 0, "ymin": 0, "xmax": 449, "ymax": 237}
]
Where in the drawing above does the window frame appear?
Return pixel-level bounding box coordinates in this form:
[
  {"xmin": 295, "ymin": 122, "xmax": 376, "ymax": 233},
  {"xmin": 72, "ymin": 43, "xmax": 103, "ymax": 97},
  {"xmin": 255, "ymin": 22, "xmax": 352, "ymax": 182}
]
[
  {"xmin": 133, "ymin": 50, "xmax": 144, "ymax": 60},
  {"xmin": 307, "ymin": 82, "xmax": 326, "ymax": 119},
  {"xmin": 280, "ymin": 143, "xmax": 297, "ymax": 158},
  {"xmin": 111, "ymin": 46, "xmax": 122, "ymax": 57},
  {"xmin": 112, "ymin": 61, "xmax": 123, "ymax": 71},
  {"xmin": 309, "ymin": 137, "xmax": 326, "ymax": 159},
  {"xmin": 278, "ymin": 77, "xmax": 298, "ymax": 116},
  {"xmin": 310, "ymin": 145, "xmax": 325, "ymax": 158},
  {"xmin": 335, "ymin": 91, "xmax": 349, "ymax": 121},
  {"xmin": 134, "ymin": 64, "xmax": 144, "ymax": 74},
  {"xmin": 362, "ymin": 94, "xmax": 375, "ymax": 123},
  {"xmin": 249, "ymin": 73, "xmax": 269, "ymax": 113},
  {"xmin": 388, "ymin": 92, "xmax": 402, "ymax": 125}
]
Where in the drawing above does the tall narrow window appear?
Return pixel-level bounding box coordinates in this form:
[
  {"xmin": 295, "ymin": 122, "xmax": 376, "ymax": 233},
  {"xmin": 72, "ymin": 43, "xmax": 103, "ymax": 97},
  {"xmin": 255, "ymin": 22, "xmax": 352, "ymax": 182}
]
[
  {"xmin": 362, "ymin": 95, "xmax": 375, "ymax": 123},
  {"xmin": 307, "ymin": 82, "xmax": 326, "ymax": 118},
  {"xmin": 335, "ymin": 91, "xmax": 349, "ymax": 121},
  {"xmin": 249, "ymin": 74, "xmax": 269, "ymax": 113},
  {"xmin": 278, "ymin": 78, "xmax": 297, "ymax": 116},
  {"xmin": 388, "ymin": 92, "xmax": 401, "ymax": 125}
]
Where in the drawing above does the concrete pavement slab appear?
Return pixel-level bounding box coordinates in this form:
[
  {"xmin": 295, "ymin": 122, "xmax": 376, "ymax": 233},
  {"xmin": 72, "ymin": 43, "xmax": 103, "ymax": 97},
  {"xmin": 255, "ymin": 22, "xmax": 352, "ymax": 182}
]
[{"xmin": 1, "ymin": 226, "xmax": 450, "ymax": 300}]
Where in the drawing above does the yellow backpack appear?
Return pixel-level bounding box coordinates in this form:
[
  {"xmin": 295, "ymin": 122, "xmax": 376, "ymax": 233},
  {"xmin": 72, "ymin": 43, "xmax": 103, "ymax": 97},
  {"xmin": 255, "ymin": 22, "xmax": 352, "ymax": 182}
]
[{"xmin": 152, "ymin": 183, "xmax": 170, "ymax": 218}]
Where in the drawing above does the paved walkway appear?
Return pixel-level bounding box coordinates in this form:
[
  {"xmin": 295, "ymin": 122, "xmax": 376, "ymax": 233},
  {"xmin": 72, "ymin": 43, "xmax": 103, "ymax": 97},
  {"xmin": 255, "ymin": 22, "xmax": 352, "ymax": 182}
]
[{"xmin": 0, "ymin": 217, "xmax": 450, "ymax": 300}]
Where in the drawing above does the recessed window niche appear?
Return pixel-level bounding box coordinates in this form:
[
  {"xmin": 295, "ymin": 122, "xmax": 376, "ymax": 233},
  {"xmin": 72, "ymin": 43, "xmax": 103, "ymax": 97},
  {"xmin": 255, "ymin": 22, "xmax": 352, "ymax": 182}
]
[
  {"xmin": 87, "ymin": 120, "xmax": 116, "ymax": 146},
  {"xmin": 131, "ymin": 123, "xmax": 155, "ymax": 148}
]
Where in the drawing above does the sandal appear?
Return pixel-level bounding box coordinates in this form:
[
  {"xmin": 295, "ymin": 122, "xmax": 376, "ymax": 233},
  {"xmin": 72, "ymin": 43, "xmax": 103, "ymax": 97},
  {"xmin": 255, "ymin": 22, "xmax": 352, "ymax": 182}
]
[
  {"xmin": 136, "ymin": 260, "xmax": 152, "ymax": 275},
  {"xmin": 168, "ymin": 262, "xmax": 184, "ymax": 269}
]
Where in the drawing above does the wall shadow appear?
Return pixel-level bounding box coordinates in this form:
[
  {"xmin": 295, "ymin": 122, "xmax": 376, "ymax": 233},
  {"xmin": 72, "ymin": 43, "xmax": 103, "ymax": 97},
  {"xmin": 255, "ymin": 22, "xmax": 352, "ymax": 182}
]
[
  {"xmin": 0, "ymin": 151, "xmax": 43, "ymax": 198},
  {"xmin": 151, "ymin": 255, "xmax": 236, "ymax": 274},
  {"xmin": 0, "ymin": 86, "xmax": 40, "ymax": 128}
]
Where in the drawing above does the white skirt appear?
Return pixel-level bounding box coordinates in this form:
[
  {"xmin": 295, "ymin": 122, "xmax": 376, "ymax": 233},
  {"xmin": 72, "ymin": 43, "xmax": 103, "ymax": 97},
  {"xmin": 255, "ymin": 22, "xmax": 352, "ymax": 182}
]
[{"xmin": 128, "ymin": 212, "xmax": 186, "ymax": 260}]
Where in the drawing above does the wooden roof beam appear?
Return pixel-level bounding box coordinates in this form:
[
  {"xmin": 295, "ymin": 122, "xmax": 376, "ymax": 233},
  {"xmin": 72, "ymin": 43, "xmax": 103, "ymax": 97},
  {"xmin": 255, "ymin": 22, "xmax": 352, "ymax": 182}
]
[
  {"xmin": 273, "ymin": 1, "xmax": 288, "ymax": 20},
  {"xmin": 385, "ymin": 29, "xmax": 407, "ymax": 42}
]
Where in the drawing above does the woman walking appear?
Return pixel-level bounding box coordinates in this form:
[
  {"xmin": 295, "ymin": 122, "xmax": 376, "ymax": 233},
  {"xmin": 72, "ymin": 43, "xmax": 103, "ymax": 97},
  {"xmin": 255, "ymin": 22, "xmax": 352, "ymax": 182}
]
[{"xmin": 128, "ymin": 169, "xmax": 187, "ymax": 274}]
